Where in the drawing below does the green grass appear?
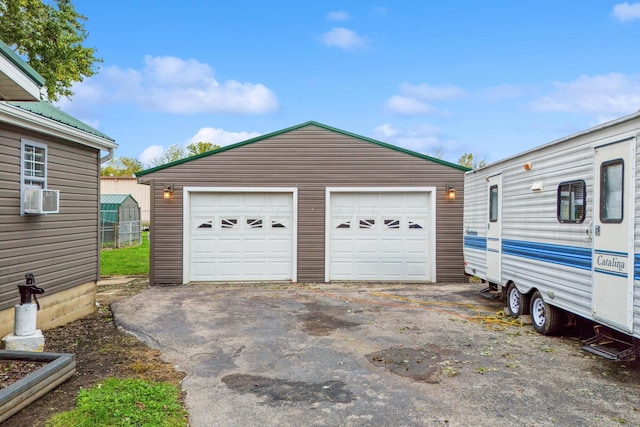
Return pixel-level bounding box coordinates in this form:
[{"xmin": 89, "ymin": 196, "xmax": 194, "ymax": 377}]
[
  {"xmin": 100, "ymin": 232, "xmax": 149, "ymax": 276},
  {"xmin": 46, "ymin": 378, "xmax": 187, "ymax": 427}
]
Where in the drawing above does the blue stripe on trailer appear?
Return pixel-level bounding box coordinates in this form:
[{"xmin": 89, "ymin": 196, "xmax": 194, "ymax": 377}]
[
  {"xmin": 635, "ymin": 254, "xmax": 640, "ymax": 281},
  {"xmin": 463, "ymin": 235, "xmax": 486, "ymax": 251},
  {"xmin": 502, "ymin": 239, "xmax": 592, "ymax": 271}
]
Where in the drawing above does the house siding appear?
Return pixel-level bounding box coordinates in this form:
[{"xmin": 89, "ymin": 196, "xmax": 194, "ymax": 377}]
[
  {"xmin": 143, "ymin": 126, "xmax": 466, "ymax": 284},
  {"xmin": 0, "ymin": 123, "xmax": 100, "ymax": 311}
]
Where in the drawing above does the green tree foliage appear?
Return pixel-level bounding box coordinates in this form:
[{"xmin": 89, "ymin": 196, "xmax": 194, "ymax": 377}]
[
  {"xmin": 148, "ymin": 144, "xmax": 186, "ymax": 167},
  {"xmin": 186, "ymin": 141, "xmax": 220, "ymax": 156},
  {"xmin": 458, "ymin": 152, "xmax": 487, "ymax": 169},
  {"xmin": 101, "ymin": 157, "xmax": 143, "ymax": 176},
  {"xmin": 0, "ymin": 0, "xmax": 102, "ymax": 102}
]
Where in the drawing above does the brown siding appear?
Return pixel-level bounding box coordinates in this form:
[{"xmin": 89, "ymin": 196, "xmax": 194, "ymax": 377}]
[
  {"xmin": 143, "ymin": 125, "xmax": 466, "ymax": 284},
  {"xmin": 0, "ymin": 123, "xmax": 100, "ymax": 310}
]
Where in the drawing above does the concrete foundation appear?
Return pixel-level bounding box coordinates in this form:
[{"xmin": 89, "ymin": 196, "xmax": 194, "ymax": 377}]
[
  {"xmin": 2, "ymin": 330, "xmax": 44, "ymax": 352},
  {"xmin": 0, "ymin": 281, "xmax": 96, "ymax": 338}
]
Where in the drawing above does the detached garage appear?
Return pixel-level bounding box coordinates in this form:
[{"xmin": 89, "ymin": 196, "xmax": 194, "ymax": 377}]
[{"xmin": 137, "ymin": 121, "xmax": 468, "ymax": 285}]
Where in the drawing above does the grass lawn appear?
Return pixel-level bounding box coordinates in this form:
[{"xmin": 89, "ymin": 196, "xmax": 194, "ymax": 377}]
[
  {"xmin": 100, "ymin": 231, "xmax": 149, "ymax": 276},
  {"xmin": 46, "ymin": 378, "xmax": 187, "ymax": 427}
]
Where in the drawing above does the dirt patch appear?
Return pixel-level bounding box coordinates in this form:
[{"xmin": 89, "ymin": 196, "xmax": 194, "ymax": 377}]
[
  {"xmin": 4, "ymin": 277, "xmax": 185, "ymax": 427},
  {"xmin": 298, "ymin": 302, "xmax": 360, "ymax": 336},
  {"xmin": 0, "ymin": 360, "xmax": 47, "ymax": 388},
  {"xmin": 367, "ymin": 344, "xmax": 460, "ymax": 384},
  {"xmin": 222, "ymin": 373, "xmax": 355, "ymax": 405}
]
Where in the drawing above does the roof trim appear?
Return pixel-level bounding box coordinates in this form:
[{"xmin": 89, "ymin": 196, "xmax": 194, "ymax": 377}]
[
  {"xmin": 0, "ymin": 101, "xmax": 117, "ymax": 151},
  {"xmin": 136, "ymin": 121, "xmax": 469, "ymax": 176},
  {"xmin": 0, "ymin": 40, "xmax": 46, "ymax": 87}
]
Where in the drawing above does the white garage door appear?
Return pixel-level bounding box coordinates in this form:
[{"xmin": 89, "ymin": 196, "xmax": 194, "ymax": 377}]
[
  {"xmin": 189, "ymin": 192, "xmax": 294, "ymax": 281},
  {"xmin": 328, "ymin": 191, "xmax": 432, "ymax": 281}
]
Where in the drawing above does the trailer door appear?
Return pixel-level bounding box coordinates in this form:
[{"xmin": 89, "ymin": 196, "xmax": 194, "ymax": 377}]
[
  {"xmin": 592, "ymin": 139, "xmax": 635, "ymax": 332},
  {"xmin": 486, "ymin": 174, "xmax": 502, "ymax": 284}
]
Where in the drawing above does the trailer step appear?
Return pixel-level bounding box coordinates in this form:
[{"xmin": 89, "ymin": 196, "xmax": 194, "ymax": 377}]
[
  {"xmin": 581, "ymin": 327, "xmax": 636, "ymax": 361},
  {"xmin": 479, "ymin": 286, "xmax": 502, "ymax": 300}
]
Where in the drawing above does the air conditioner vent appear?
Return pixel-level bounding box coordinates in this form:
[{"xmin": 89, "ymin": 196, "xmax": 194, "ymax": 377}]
[{"xmin": 24, "ymin": 188, "xmax": 59, "ymax": 214}]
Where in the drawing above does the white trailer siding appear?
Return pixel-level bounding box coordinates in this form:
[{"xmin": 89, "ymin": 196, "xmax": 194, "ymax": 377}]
[
  {"xmin": 635, "ymin": 150, "xmax": 640, "ymax": 335},
  {"xmin": 464, "ymin": 111, "xmax": 640, "ymax": 340}
]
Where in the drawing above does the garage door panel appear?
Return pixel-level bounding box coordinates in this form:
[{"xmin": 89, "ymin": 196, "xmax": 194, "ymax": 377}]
[
  {"xmin": 329, "ymin": 191, "xmax": 431, "ymax": 281},
  {"xmin": 354, "ymin": 239, "xmax": 379, "ymax": 254},
  {"xmin": 189, "ymin": 192, "xmax": 294, "ymax": 281},
  {"xmin": 268, "ymin": 239, "xmax": 293, "ymax": 254}
]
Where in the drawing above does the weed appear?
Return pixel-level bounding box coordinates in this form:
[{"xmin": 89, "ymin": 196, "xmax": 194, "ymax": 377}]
[{"xmin": 46, "ymin": 378, "xmax": 187, "ymax": 426}]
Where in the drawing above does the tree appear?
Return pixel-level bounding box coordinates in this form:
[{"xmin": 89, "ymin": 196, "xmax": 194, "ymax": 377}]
[
  {"xmin": 148, "ymin": 144, "xmax": 186, "ymax": 167},
  {"xmin": 0, "ymin": 0, "xmax": 102, "ymax": 102},
  {"xmin": 186, "ymin": 141, "xmax": 220, "ymax": 156},
  {"xmin": 101, "ymin": 157, "xmax": 143, "ymax": 176},
  {"xmin": 458, "ymin": 152, "xmax": 487, "ymax": 169}
]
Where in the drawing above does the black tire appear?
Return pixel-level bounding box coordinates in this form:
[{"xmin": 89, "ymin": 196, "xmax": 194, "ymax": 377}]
[
  {"xmin": 529, "ymin": 291, "xmax": 561, "ymax": 335},
  {"xmin": 506, "ymin": 283, "xmax": 529, "ymax": 317}
]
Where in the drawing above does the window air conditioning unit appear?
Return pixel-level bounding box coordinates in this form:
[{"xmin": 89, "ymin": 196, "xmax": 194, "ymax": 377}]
[{"xmin": 24, "ymin": 188, "xmax": 60, "ymax": 214}]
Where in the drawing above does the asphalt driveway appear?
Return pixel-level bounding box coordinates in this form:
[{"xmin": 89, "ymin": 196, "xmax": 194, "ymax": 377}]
[{"xmin": 111, "ymin": 282, "xmax": 640, "ymax": 427}]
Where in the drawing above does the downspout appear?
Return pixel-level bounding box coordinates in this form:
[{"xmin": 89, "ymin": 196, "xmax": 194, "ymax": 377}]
[{"xmin": 100, "ymin": 147, "xmax": 115, "ymax": 164}]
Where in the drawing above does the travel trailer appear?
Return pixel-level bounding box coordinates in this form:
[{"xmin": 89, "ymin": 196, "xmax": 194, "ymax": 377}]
[{"xmin": 463, "ymin": 111, "xmax": 640, "ymax": 360}]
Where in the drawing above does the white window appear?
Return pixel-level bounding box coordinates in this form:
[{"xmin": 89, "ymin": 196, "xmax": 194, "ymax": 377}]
[{"xmin": 20, "ymin": 140, "xmax": 48, "ymax": 216}]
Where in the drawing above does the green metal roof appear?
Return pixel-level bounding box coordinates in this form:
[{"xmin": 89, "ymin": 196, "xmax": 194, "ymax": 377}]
[
  {"xmin": 0, "ymin": 40, "xmax": 46, "ymax": 87},
  {"xmin": 8, "ymin": 101, "xmax": 115, "ymax": 142},
  {"xmin": 100, "ymin": 194, "xmax": 138, "ymax": 224},
  {"xmin": 137, "ymin": 121, "xmax": 470, "ymax": 177},
  {"xmin": 101, "ymin": 194, "xmax": 138, "ymax": 205}
]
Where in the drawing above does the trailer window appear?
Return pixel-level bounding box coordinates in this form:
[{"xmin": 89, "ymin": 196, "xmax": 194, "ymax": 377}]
[
  {"xmin": 557, "ymin": 180, "xmax": 586, "ymax": 223},
  {"xmin": 489, "ymin": 185, "xmax": 498, "ymax": 222},
  {"xmin": 600, "ymin": 159, "xmax": 623, "ymax": 223}
]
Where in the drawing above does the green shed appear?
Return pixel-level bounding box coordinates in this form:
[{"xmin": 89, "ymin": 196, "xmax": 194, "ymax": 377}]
[{"xmin": 100, "ymin": 194, "xmax": 141, "ymax": 248}]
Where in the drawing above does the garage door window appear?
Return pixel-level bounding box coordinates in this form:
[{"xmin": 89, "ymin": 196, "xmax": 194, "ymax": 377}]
[
  {"xmin": 247, "ymin": 218, "xmax": 263, "ymax": 228},
  {"xmin": 271, "ymin": 220, "xmax": 287, "ymax": 229},
  {"xmin": 409, "ymin": 220, "xmax": 424, "ymax": 229},
  {"xmin": 359, "ymin": 219, "xmax": 375, "ymax": 229},
  {"xmin": 336, "ymin": 220, "xmax": 351, "ymax": 229},
  {"xmin": 198, "ymin": 221, "xmax": 213, "ymax": 229},
  {"xmin": 384, "ymin": 219, "xmax": 400, "ymax": 229},
  {"xmin": 221, "ymin": 219, "xmax": 238, "ymax": 229}
]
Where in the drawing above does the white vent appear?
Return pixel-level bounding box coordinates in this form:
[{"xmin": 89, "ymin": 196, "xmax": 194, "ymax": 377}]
[{"xmin": 24, "ymin": 188, "xmax": 59, "ymax": 214}]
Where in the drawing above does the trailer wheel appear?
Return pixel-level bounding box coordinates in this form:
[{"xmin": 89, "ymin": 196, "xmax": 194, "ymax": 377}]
[
  {"xmin": 506, "ymin": 283, "xmax": 530, "ymax": 317},
  {"xmin": 529, "ymin": 291, "xmax": 561, "ymax": 335}
]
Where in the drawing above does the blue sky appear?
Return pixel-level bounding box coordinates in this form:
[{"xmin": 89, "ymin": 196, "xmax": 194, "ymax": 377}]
[{"xmin": 56, "ymin": 1, "xmax": 640, "ymax": 167}]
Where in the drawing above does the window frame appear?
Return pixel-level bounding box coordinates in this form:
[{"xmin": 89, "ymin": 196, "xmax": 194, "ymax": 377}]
[
  {"xmin": 20, "ymin": 139, "xmax": 48, "ymax": 216},
  {"xmin": 599, "ymin": 158, "xmax": 624, "ymax": 224},
  {"xmin": 489, "ymin": 185, "xmax": 498, "ymax": 223},
  {"xmin": 556, "ymin": 180, "xmax": 586, "ymax": 224}
]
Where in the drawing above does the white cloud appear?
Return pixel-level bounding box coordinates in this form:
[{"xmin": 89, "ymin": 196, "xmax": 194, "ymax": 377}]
[
  {"xmin": 531, "ymin": 73, "xmax": 640, "ymax": 118},
  {"xmin": 326, "ymin": 11, "xmax": 349, "ymax": 21},
  {"xmin": 187, "ymin": 127, "xmax": 261, "ymax": 146},
  {"xmin": 612, "ymin": 2, "xmax": 640, "ymax": 21},
  {"xmin": 399, "ymin": 83, "xmax": 466, "ymax": 100},
  {"xmin": 320, "ymin": 27, "xmax": 367, "ymax": 51},
  {"xmin": 139, "ymin": 145, "xmax": 164, "ymax": 166},
  {"xmin": 385, "ymin": 82, "xmax": 464, "ymax": 115},
  {"xmin": 372, "ymin": 123, "xmax": 456, "ymax": 155},
  {"xmin": 386, "ymin": 95, "xmax": 435, "ymax": 115},
  {"xmin": 60, "ymin": 55, "xmax": 280, "ymax": 115},
  {"xmin": 480, "ymin": 84, "xmax": 526, "ymax": 101}
]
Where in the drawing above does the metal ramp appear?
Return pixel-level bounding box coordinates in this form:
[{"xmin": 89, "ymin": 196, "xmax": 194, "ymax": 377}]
[{"xmin": 581, "ymin": 325, "xmax": 637, "ymax": 361}]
